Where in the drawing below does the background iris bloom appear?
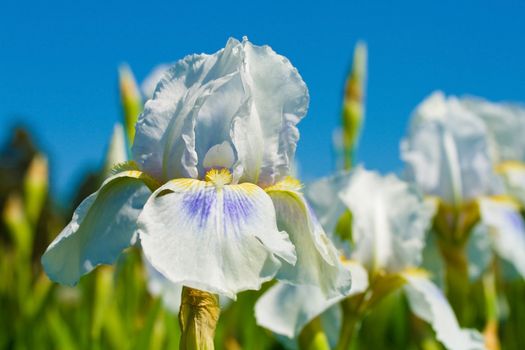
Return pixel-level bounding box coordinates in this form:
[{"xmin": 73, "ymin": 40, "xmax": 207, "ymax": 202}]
[
  {"xmin": 402, "ymin": 92, "xmax": 525, "ymax": 281},
  {"xmin": 256, "ymin": 167, "xmax": 486, "ymax": 350}
]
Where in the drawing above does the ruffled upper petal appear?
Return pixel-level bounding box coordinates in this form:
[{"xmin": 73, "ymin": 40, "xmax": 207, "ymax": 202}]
[
  {"xmin": 231, "ymin": 39, "xmax": 309, "ymax": 186},
  {"xmin": 138, "ymin": 177, "xmax": 296, "ymax": 298},
  {"xmin": 339, "ymin": 168, "xmax": 434, "ymax": 273},
  {"xmin": 459, "ymin": 97, "xmax": 525, "ymax": 163},
  {"xmin": 402, "ymin": 272, "xmax": 486, "ymax": 350},
  {"xmin": 266, "ymin": 178, "xmax": 352, "ymax": 298},
  {"xmin": 478, "ymin": 197, "xmax": 525, "ymax": 278},
  {"xmin": 132, "ymin": 41, "xmax": 244, "ymax": 181},
  {"xmin": 255, "ymin": 262, "xmax": 368, "ymax": 338},
  {"xmin": 141, "ymin": 63, "xmax": 173, "ymax": 100},
  {"xmin": 41, "ymin": 172, "xmax": 152, "ymax": 285},
  {"xmin": 132, "ymin": 37, "xmax": 309, "ymax": 185},
  {"xmin": 401, "ymin": 91, "xmax": 496, "ymax": 205}
]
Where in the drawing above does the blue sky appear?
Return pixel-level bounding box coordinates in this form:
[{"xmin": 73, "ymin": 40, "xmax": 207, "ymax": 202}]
[{"xmin": 1, "ymin": 0, "xmax": 524, "ymax": 200}]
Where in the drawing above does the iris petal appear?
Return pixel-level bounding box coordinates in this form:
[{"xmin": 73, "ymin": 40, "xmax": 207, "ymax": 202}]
[
  {"xmin": 460, "ymin": 98, "xmax": 525, "ymax": 162},
  {"xmin": 138, "ymin": 178, "xmax": 296, "ymax": 298},
  {"xmin": 402, "ymin": 272, "xmax": 486, "ymax": 350},
  {"xmin": 255, "ymin": 262, "xmax": 367, "ymax": 338},
  {"xmin": 478, "ymin": 197, "xmax": 525, "ymax": 278},
  {"xmin": 266, "ymin": 178, "xmax": 352, "ymax": 297},
  {"xmin": 41, "ymin": 172, "xmax": 152, "ymax": 285},
  {"xmin": 232, "ymin": 40, "xmax": 309, "ymax": 186}
]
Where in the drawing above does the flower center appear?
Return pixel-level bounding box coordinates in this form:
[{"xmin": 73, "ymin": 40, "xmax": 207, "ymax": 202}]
[{"xmin": 205, "ymin": 168, "xmax": 232, "ymax": 187}]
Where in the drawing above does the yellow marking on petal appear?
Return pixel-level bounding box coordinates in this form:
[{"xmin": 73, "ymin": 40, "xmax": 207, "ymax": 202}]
[
  {"xmin": 495, "ymin": 160, "xmax": 525, "ymax": 174},
  {"xmin": 234, "ymin": 182, "xmax": 260, "ymax": 195},
  {"xmin": 111, "ymin": 170, "xmax": 160, "ymax": 191},
  {"xmin": 264, "ymin": 176, "xmax": 303, "ymax": 193},
  {"xmin": 111, "ymin": 160, "xmax": 139, "ymax": 174},
  {"xmin": 205, "ymin": 168, "xmax": 232, "ymax": 188},
  {"xmin": 482, "ymin": 195, "xmax": 521, "ymax": 210},
  {"xmin": 170, "ymin": 178, "xmax": 198, "ymax": 191},
  {"xmin": 399, "ymin": 267, "xmax": 430, "ymax": 279},
  {"xmin": 339, "ymin": 256, "xmax": 359, "ymax": 266}
]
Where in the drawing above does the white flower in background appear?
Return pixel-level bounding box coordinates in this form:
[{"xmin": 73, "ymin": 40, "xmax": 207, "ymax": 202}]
[
  {"xmin": 402, "ymin": 92, "xmax": 525, "ymax": 280},
  {"xmin": 256, "ymin": 261, "xmax": 368, "ymax": 340},
  {"xmin": 42, "ymin": 37, "xmax": 351, "ymax": 299},
  {"xmin": 338, "ymin": 169, "xmax": 433, "ymax": 273},
  {"xmin": 461, "ymin": 98, "xmax": 525, "ymax": 279},
  {"xmin": 459, "ymin": 97, "xmax": 525, "ymax": 163},
  {"xmin": 460, "ymin": 97, "xmax": 525, "ymax": 208},
  {"xmin": 401, "ymin": 91, "xmax": 498, "ymax": 207},
  {"xmin": 256, "ymin": 168, "xmax": 486, "ymax": 350}
]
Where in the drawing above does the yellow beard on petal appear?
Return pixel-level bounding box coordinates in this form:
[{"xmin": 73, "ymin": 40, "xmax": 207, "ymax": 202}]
[
  {"xmin": 495, "ymin": 160, "xmax": 525, "ymax": 173},
  {"xmin": 264, "ymin": 176, "xmax": 303, "ymax": 193},
  {"xmin": 205, "ymin": 168, "xmax": 233, "ymax": 188}
]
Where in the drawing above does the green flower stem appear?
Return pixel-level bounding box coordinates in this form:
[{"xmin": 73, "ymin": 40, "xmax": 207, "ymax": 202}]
[
  {"xmin": 336, "ymin": 294, "xmax": 366, "ymax": 350},
  {"xmin": 438, "ymin": 239, "xmax": 470, "ymax": 325},
  {"xmin": 336, "ymin": 308, "xmax": 361, "ymax": 350},
  {"xmin": 482, "ymin": 259, "xmax": 500, "ymax": 350},
  {"xmin": 298, "ymin": 316, "xmax": 331, "ymax": 350},
  {"xmin": 179, "ymin": 286, "xmax": 220, "ymax": 350}
]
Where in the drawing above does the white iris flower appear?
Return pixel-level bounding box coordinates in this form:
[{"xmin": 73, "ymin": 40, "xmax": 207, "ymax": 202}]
[
  {"xmin": 401, "ymin": 92, "xmax": 525, "ymax": 280},
  {"xmin": 255, "ymin": 168, "xmax": 486, "ymax": 350},
  {"xmin": 41, "ymin": 37, "xmax": 351, "ymax": 299},
  {"xmin": 401, "ymin": 92, "xmax": 498, "ymax": 207},
  {"xmin": 459, "ymin": 97, "xmax": 525, "ymax": 209}
]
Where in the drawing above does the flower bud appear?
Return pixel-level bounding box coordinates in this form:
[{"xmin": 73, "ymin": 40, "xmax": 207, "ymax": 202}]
[
  {"xmin": 118, "ymin": 64, "xmax": 143, "ymax": 146},
  {"xmin": 341, "ymin": 42, "xmax": 367, "ymax": 169}
]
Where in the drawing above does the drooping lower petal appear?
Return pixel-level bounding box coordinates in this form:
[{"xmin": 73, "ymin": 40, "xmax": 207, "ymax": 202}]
[
  {"xmin": 266, "ymin": 177, "xmax": 352, "ymax": 297},
  {"xmin": 478, "ymin": 197, "xmax": 525, "ymax": 278},
  {"xmin": 138, "ymin": 178, "xmax": 296, "ymax": 298},
  {"xmin": 402, "ymin": 271, "xmax": 486, "ymax": 350},
  {"xmin": 255, "ymin": 262, "xmax": 367, "ymax": 338},
  {"xmin": 144, "ymin": 254, "xmax": 233, "ymax": 313},
  {"xmin": 41, "ymin": 172, "xmax": 152, "ymax": 285}
]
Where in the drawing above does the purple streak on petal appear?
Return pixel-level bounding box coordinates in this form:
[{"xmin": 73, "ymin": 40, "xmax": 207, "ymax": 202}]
[
  {"xmin": 182, "ymin": 187, "xmax": 215, "ymax": 229},
  {"xmin": 223, "ymin": 189, "xmax": 254, "ymax": 235},
  {"xmin": 508, "ymin": 210, "xmax": 525, "ymax": 233}
]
